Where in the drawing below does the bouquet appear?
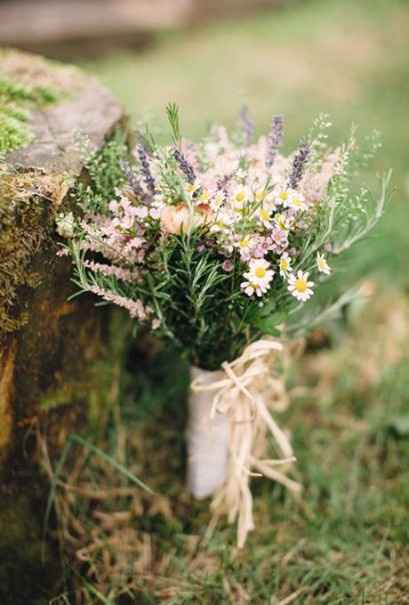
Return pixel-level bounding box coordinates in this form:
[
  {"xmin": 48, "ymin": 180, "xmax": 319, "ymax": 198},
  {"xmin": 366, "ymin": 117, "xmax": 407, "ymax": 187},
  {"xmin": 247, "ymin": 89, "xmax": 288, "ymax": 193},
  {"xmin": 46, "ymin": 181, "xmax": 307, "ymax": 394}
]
[{"xmin": 60, "ymin": 106, "xmax": 390, "ymax": 546}]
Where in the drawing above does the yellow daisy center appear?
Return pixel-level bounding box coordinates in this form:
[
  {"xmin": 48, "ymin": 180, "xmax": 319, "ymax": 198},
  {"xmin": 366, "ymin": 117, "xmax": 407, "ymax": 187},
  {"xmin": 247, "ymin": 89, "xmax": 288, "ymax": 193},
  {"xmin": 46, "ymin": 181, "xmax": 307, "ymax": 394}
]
[
  {"xmin": 235, "ymin": 191, "xmax": 246, "ymax": 203},
  {"xmin": 259, "ymin": 208, "xmax": 270, "ymax": 221},
  {"xmin": 295, "ymin": 278, "xmax": 307, "ymax": 292},
  {"xmin": 275, "ymin": 215, "xmax": 287, "ymax": 230},
  {"xmin": 279, "ymin": 191, "xmax": 289, "ymax": 201},
  {"xmin": 255, "ymin": 267, "xmax": 266, "ymax": 279}
]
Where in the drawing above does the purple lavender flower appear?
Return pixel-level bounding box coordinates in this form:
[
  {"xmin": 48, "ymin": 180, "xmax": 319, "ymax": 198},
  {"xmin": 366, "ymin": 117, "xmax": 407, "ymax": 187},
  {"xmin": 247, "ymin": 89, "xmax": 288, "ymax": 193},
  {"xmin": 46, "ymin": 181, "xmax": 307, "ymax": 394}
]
[
  {"xmin": 266, "ymin": 115, "xmax": 284, "ymax": 168},
  {"xmin": 240, "ymin": 105, "xmax": 254, "ymax": 146},
  {"xmin": 216, "ymin": 173, "xmax": 233, "ymax": 193},
  {"xmin": 288, "ymin": 141, "xmax": 311, "ymax": 189},
  {"xmin": 137, "ymin": 145, "xmax": 156, "ymax": 194},
  {"xmin": 120, "ymin": 160, "xmax": 147, "ymax": 201},
  {"xmin": 174, "ymin": 147, "xmax": 196, "ymax": 184}
]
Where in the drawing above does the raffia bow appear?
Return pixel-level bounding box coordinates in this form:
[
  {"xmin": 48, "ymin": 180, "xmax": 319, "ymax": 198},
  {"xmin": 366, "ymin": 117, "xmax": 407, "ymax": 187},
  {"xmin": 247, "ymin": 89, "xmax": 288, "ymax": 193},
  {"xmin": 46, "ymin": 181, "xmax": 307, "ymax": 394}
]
[{"xmin": 191, "ymin": 338, "xmax": 302, "ymax": 548}]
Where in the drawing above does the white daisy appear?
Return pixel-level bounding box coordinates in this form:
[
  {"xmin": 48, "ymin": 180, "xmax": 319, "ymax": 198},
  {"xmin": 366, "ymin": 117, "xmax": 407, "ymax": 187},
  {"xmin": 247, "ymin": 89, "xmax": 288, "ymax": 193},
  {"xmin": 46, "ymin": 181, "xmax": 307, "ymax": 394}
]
[
  {"xmin": 257, "ymin": 206, "xmax": 273, "ymax": 228},
  {"xmin": 231, "ymin": 185, "xmax": 250, "ymax": 212},
  {"xmin": 274, "ymin": 213, "xmax": 293, "ymax": 233},
  {"xmin": 279, "ymin": 252, "xmax": 292, "ymax": 277},
  {"xmin": 184, "ymin": 180, "xmax": 201, "ymax": 197},
  {"xmin": 241, "ymin": 259, "xmax": 274, "ymax": 297},
  {"xmin": 254, "ymin": 187, "xmax": 274, "ymax": 205},
  {"xmin": 288, "ymin": 270, "xmax": 314, "ymax": 302},
  {"xmin": 316, "ymin": 252, "xmax": 331, "ymax": 275},
  {"xmin": 235, "ymin": 235, "xmax": 253, "ymax": 254},
  {"xmin": 209, "ymin": 209, "xmax": 236, "ymax": 233},
  {"xmin": 278, "ymin": 189, "xmax": 307, "ymax": 212},
  {"xmin": 287, "ymin": 191, "xmax": 307, "ymax": 212}
]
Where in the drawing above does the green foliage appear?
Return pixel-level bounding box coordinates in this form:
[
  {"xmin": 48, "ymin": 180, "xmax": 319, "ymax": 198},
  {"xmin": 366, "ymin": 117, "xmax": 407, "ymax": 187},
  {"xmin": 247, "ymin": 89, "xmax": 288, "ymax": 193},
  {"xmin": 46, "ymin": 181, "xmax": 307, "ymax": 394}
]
[
  {"xmin": 72, "ymin": 129, "xmax": 128, "ymax": 212},
  {"xmin": 166, "ymin": 102, "xmax": 182, "ymax": 147},
  {"xmin": 147, "ymin": 234, "xmax": 253, "ymax": 368}
]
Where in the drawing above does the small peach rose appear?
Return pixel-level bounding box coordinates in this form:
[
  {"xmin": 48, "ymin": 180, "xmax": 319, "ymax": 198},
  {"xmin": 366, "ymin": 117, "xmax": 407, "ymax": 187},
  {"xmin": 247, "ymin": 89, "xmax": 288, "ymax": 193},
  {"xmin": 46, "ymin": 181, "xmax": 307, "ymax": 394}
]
[
  {"xmin": 160, "ymin": 203, "xmax": 213, "ymax": 235},
  {"xmin": 160, "ymin": 203, "xmax": 191, "ymax": 234}
]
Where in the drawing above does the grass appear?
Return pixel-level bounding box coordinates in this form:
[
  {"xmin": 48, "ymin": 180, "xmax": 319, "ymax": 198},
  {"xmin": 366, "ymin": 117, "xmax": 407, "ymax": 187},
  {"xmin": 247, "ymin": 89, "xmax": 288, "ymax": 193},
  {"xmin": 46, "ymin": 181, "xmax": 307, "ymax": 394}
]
[
  {"xmin": 47, "ymin": 0, "xmax": 409, "ymax": 602},
  {"xmin": 49, "ymin": 293, "xmax": 409, "ymax": 604}
]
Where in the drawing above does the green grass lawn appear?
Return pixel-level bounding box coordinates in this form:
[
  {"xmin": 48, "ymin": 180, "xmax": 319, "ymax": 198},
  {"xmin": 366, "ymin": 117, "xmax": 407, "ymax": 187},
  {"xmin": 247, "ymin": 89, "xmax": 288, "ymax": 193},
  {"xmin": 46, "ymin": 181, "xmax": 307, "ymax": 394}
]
[{"xmin": 55, "ymin": 1, "xmax": 409, "ymax": 602}]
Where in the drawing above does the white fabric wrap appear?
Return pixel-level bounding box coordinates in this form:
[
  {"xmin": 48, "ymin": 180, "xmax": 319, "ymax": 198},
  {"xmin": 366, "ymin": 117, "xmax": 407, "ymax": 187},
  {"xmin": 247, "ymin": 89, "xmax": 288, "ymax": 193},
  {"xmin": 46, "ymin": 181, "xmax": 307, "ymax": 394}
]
[
  {"xmin": 188, "ymin": 338, "xmax": 302, "ymax": 548},
  {"xmin": 187, "ymin": 366, "xmax": 230, "ymax": 499}
]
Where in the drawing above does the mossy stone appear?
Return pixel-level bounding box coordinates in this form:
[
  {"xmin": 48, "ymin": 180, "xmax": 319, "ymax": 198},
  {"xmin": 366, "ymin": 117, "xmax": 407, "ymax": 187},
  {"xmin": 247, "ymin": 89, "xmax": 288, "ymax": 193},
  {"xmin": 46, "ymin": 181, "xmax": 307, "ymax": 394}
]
[{"xmin": 0, "ymin": 49, "xmax": 128, "ymax": 602}]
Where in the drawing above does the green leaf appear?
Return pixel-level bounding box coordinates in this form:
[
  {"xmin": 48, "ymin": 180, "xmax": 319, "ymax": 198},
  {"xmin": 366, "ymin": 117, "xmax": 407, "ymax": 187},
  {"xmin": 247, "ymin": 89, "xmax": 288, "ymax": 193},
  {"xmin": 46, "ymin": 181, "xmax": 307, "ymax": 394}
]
[
  {"xmin": 254, "ymin": 311, "xmax": 287, "ymax": 335},
  {"xmin": 258, "ymin": 299, "xmax": 278, "ymax": 317},
  {"xmin": 166, "ymin": 102, "xmax": 181, "ymax": 146}
]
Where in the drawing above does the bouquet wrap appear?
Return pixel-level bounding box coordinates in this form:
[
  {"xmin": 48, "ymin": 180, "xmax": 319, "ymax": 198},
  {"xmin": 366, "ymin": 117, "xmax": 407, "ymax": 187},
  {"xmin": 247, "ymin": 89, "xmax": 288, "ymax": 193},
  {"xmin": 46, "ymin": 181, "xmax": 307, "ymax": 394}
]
[
  {"xmin": 187, "ymin": 366, "xmax": 230, "ymax": 499},
  {"xmin": 190, "ymin": 338, "xmax": 301, "ymax": 547}
]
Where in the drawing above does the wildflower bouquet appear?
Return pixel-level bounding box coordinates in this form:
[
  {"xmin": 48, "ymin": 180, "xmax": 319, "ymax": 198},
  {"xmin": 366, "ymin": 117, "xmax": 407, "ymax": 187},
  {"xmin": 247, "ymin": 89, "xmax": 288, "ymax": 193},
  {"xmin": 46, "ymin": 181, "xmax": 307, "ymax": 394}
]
[{"xmin": 62, "ymin": 106, "xmax": 389, "ymax": 546}]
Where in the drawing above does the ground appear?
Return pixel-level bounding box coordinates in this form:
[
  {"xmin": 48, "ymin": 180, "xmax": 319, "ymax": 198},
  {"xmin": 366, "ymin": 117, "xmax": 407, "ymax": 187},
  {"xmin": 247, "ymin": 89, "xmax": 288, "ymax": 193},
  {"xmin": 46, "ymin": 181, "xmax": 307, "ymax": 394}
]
[{"xmin": 48, "ymin": 0, "xmax": 409, "ymax": 602}]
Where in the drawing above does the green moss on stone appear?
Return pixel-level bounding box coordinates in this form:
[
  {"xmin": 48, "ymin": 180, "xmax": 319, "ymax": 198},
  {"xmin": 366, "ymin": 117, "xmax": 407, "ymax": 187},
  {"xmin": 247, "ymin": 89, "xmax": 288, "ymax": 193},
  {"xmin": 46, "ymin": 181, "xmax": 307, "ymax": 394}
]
[
  {"xmin": 0, "ymin": 168, "xmax": 68, "ymax": 338},
  {"xmin": 0, "ymin": 48, "xmax": 90, "ymax": 154},
  {"xmin": 0, "ymin": 76, "xmax": 60, "ymax": 153}
]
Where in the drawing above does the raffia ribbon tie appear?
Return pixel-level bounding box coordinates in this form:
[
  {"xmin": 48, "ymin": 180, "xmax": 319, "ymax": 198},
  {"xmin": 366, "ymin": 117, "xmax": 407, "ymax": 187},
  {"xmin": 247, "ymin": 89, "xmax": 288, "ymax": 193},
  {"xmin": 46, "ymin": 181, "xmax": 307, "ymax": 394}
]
[{"xmin": 191, "ymin": 338, "xmax": 302, "ymax": 548}]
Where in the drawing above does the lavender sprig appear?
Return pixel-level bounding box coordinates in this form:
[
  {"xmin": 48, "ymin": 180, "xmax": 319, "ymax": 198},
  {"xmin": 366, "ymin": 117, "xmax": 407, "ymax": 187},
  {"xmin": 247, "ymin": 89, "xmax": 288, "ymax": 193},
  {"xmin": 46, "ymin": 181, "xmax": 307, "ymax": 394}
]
[
  {"xmin": 174, "ymin": 147, "xmax": 196, "ymax": 184},
  {"xmin": 216, "ymin": 172, "xmax": 234, "ymax": 198},
  {"xmin": 137, "ymin": 144, "xmax": 156, "ymax": 194},
  {"xmin": 288, "ymin": 141, "xmax": 311, "ymax": 189},
  {"xmin": 266, "ymin": 115, "xmax": 284, "ymax": 168},
  {"xmin": 120, "ymin": 160, "xmax": 147, "ymax": 201},
  {"xmin": 240, "ymin": 105, "xmax": 254, "ymax": 146}
]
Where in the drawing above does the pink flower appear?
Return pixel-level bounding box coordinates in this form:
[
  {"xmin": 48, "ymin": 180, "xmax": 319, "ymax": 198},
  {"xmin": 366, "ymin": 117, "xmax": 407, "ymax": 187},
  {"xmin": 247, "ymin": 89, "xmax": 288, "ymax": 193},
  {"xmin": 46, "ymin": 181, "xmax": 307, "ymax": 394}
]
[
  {"xmin": 89, "ymin": 285, "xmax": 151, "ymax": 320},
  {"xmin": 83, "ymin": 260, "xmax": 140, "ymax": 282}
]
